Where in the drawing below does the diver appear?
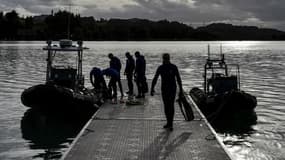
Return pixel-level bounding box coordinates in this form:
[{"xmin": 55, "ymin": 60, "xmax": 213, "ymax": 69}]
[
  {"xmin": 134, "ymin": 51, "xmax": 147, "ymax": 98},
  {"xmin": 90, "ymin": 67, "xmax": 109, "ymax": 98},
  {"xmin": 102, "ymin": 68, "xmax": 124, "ymax": 103},
  {"xmin": 124, "ymin": 52, "xmax": 135, "ymax": 97},
  {"xmin": 151, "ymin": 53, "xmax": 183, "ymax": 131},
  {"xmin": 108, "ymin": 53, "xmax": 124, "ymax": 99}
]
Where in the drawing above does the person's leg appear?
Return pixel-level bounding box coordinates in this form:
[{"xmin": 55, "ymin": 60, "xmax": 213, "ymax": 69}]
[
  {"xmin": 141, "ymin": 76, "xmax": 147, "ymax": 98},
  {"xmin": 109, "ymin": 78, "xmax": 117, "ymax": 98},
  {"xmin": 136, "ymin": 79, "xmax": 142, "ymax": 97},
  {"xmin": 108, "ymin": 80, "xmax": 112, "ymax": 97},
  {"xmin": 167, "ymin": 95, "xmax": 175, "ymax": 127},
  {"xmin": 115, "ymin": 74, "xmax": 123, "ymax": 98},
  {"xmin": 162, "ymin": 90, "xmax": 176, "ymax": 128},
  {"xmin": 100, "ymin": 77, "xmax": 109, "ymax": 99},
  {"xmin": 127, "ymin": 74, "xmax": 133, "ymax": 95},
  {"xmin": 139, "ymin": 76, "xmax": 145, "ymax": 97}
]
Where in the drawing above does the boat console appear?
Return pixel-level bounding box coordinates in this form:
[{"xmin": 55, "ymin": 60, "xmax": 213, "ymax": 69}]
[
  {"xmin": 43, "ymin": 40, "xmax": 87, "ymax": 90},
  {"xmin": 50, "ymin": 66, "xmax": 77, "ymax": 89},
  {"xmin": 204, "ymin": 47, "xmax": 240, "ymax": 95},
  {"xmin": 208, "ymin": 75, "xmax": 238, "ymax": 95}
]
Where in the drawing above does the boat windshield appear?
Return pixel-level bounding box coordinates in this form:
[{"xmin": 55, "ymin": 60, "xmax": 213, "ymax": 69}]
[{"xmin": 52, "ymin": 52, "xmax": 77, "ymax": 69}]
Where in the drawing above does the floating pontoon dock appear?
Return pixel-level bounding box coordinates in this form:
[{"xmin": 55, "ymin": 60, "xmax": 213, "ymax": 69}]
[{"xmin": 61, "ymin": 81, "xmax": 232, "ymax": 160}]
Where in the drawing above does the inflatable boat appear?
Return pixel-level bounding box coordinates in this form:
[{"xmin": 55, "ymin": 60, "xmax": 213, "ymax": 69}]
[
  {"xmin": 189, "ymin": 46, "xmax": 257, "ymax": 132},
  {"xmin": 21, "ymin": 40, "xmax": 102, "ymax": 113}
]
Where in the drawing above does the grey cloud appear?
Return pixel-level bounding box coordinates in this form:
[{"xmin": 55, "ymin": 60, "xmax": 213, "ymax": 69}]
[
  {"xmin": 80, "ymin": 0, "xmax": 285, "ymax": 30},
  {"xmin": 1, "ymin": 0, "xmax": 285, "ymax": 30},
  {"xmin": 194, "ymin": 0, "xmax": 285, "ymax": 21},
  {"xmin": 0, "ymin": 0, "xmax": 73, "ymax": 14},
  {"xmin": 86, "ymin": 0, "xmax": 247, "ymax": 24}
]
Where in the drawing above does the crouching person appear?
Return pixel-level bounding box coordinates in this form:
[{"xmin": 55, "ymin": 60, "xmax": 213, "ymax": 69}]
[
  {"xmin": 90, "ymin": 67, "xmax": 109, "ymax": 99},
  {"xmin": 102, "ymin": 68, "xmax": 124, "ymax": 104}
]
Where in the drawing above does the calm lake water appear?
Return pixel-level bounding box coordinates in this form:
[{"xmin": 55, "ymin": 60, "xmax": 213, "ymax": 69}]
[{"xmin": 0, "ymin": 41, "xmax": 285, "ymax": 160}]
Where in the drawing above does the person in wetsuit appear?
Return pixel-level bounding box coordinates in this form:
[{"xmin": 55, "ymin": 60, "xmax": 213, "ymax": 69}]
[
  {"xmin": 108, "ymin": 53, "xmax": 124, "ymax": 99},
  {"xmin": 90, "ymin": 67, "xmax": 106, "ymax": 90},
  {"xmin": 151, "ymin": 53, "xmax": 183, "ymax": 131},
  {"xmin": 90, "ymin": 67, "xmax": 109, "ymax": 98},
  {"xmin": 102, "ymin": 68, "xmax": 123, "ymax": 103},
  {"xmin": 134, "ymin": 51, "xmax": 146, "ymax": 98},
  {"xmin": 124, "ymin": 52, "xmax": 135, "ymax": 96}
]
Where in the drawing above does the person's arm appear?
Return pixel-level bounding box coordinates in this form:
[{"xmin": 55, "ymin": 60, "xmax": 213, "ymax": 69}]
[
  {"xmin": 118, "ymin": 58, "xmax": 122, "ymax": 71},
  {"xmin": 142, "ymin": 58, "xmax": 146, "ymax": 75},
  {"xmin": 124, "ymin": 60, "xmax": 128, "ymax": 75},
  {"xmin": 130, "ymin": 58, "xmax": 135, "ymax": 74},
  {"xmin": 134, "ymin": 60, "xmax": 139, "ymax": 78},
  {"xmin": 151, "ymin": 67, "xmax": 160, "ymax": 96},
  {"xmin": 109, "ymin": 60, "xmax": 112, "ymax": 68},
  {"xmin": 90, "ymin": 70, "xmax": 94, "ymax": 87}
]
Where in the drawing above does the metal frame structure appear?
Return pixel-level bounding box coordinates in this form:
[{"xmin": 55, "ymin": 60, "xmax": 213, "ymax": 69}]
[
  {"xmin": 203, "ymin": 45, "xmax": 240, "ymax": 94},
  {"xmin": 43, "ymin": 40, "xmax": 87, "ymax": 90}
]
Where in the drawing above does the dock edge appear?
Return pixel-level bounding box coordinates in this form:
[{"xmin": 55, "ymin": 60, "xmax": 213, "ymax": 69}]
[
  {"xmin": 60, "ymin": 108, "xmax": 100, "ymax": 160},
  {"xmin": 186, "ymin": 94, "xmax": 235, "ymax": 160}
]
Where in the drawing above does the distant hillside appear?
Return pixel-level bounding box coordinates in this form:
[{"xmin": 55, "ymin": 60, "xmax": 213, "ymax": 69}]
[
  {"xmin": 1, "ymin": 10, "xmax": 285, "ymax": 40},
  {"xmin": 196, "ymin": 23, "xmax": 285, "ymax": 40},
  {"xmin": 93, "ymin": 18, "xmax": 194, "ymax": 40}
]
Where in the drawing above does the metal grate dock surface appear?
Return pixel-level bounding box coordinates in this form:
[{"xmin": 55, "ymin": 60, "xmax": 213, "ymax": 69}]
[{"xmin": 62, "ymin": 81, "xmax": 231, "ymax": 160}]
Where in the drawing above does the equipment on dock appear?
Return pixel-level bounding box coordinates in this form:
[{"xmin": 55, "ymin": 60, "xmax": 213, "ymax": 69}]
[
  {"xmin": 189, "ymin": 45, "xmax": 257, "ymax": 132},
  {"xmin": 21, "ymin": 40, "xmax": 101, "ymax": 112},
  {"xmin": 177, "ymin": 92, "xmax": 194, "ymax": 121}
]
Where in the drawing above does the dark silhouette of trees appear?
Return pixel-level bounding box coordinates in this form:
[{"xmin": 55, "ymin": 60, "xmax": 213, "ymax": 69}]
[
  {"xmin": 45, "ymin": 11, "xmax": 81, "ymax": 40},
  {"xmin": 0, "ymin": 12, "xmax": 4, "ymax": 39},
  {"xmin": 0, "ymin": 10, "xmax": 285, "ymax": 41},
  {"xmin": 92, "ymin": 18, "xmax": 194, "ymax": 40},
  {"xmin": 1, "ymin": 10, "xmax": 21, "ymax": 40}
]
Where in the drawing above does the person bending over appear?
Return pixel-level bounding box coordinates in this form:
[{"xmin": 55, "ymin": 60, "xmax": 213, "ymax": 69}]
[{"xmin": 102, "ymin": 68, "xmax": 123, "ymax": 103}]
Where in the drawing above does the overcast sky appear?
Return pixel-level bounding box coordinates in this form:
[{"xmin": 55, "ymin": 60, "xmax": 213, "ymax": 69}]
[{"xmin": 1, "ymin": 0, "xmax": 285, "ymax": 31}]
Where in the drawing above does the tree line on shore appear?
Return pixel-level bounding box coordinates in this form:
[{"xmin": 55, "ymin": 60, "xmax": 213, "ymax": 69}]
[{"xmin": 1, "ymin": 10, "xmax": 285, "ymax": 41}]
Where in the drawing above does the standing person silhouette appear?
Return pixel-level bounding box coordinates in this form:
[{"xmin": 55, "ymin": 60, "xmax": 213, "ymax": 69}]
[
  {"xmin": 124, "ymin": 52, "xmax": 135, "ymax": 97},
  {"xmin": 108, "ymin": 53, "xmax": 124, "ymax": 100},
  {"xmin": 134, "ymin": 51, "xmax": 146, "ymax": 98},
  {"xmin": 151, "ymin": 53, "xmax": 183, "ymax": 131}
]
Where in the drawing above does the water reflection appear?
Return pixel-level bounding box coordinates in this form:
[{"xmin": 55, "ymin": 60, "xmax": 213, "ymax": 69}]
[
  {"xmin": 21, "ymin": 109, "xmax": 92, "ymax": 159},
  {"xmin": 214, "ymin": 120, "xmax": 257, "ymax": 136}
]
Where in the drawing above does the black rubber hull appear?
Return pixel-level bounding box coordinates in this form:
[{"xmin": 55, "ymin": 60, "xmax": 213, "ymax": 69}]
[
  {"xmin": 21, "ymin": 84, "xmax": 99, "ymax": 113},
  {"xmin": 190, "ymin": 87, "xmax": 257, "ymax": 133}
]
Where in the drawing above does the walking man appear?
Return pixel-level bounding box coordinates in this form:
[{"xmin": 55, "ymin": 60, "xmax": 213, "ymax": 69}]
[
  {"xmin": 150, "ymin": 53, "xmax": 183, "ymax": 131},
  {"xmin": 108, "ymin": 53, "xmax": 124, "ymax": 99},
  {"xmin": 134, "ymin": 51, "xmax": 146, "ymax": 98},
  {"xmin": 124, "ymin": 52, "xmax": 135, "ymax": 96}
]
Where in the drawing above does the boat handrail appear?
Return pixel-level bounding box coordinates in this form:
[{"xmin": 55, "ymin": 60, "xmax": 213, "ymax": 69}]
[
  {"xmin": 52, "ymin": 65, "xmax": 76, "ymax": 69},
  {"xmin": 43, "ymin": 40, "xmax": 89, "ymax": 51},
  {"xmin": 43, "ymin": 46, "xmax": 89, "ymax": 52}
]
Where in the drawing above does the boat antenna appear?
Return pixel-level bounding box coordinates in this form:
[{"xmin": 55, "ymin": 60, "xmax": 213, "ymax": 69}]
[
  {"xmin": 67, "ymin": 3, "xmax": 71, "ymax": 39},
  {"xmin": 220, "ymin": 44, "xmax": 222, "ymax": 55},
  {"xmin": 207, "ymin": 44, "xmax": 210, "ymax": 60},
  {"xmin": 220, "ymin": 44, "xmax": 225, "ymax": 62}
]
